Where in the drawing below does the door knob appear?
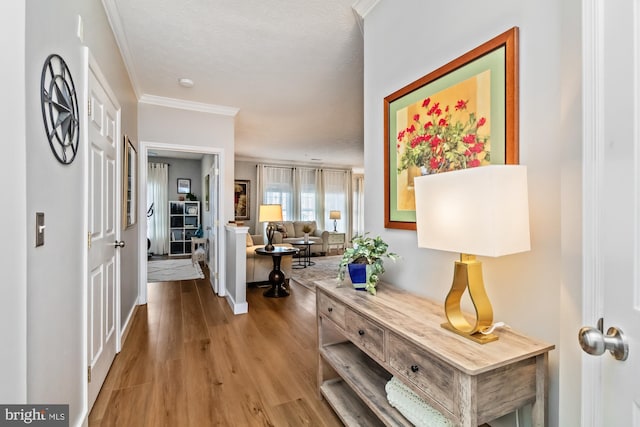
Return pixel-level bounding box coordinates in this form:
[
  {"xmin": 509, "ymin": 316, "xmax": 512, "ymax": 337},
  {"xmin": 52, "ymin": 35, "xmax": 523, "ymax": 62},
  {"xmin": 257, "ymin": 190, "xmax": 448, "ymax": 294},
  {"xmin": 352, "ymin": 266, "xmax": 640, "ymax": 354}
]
[
  {"xmin": 113, "ymin": 240, "xmax": 125, "ymax": 248},
  {"xmin": 578, "ymin": 324, "xmax": 628, "ymax": 361}
]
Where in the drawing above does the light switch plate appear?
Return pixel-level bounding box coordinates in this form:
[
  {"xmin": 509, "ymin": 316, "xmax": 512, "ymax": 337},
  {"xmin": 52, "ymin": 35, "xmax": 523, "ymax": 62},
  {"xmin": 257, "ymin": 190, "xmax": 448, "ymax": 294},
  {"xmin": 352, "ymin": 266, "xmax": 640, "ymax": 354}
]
[{"xmin": 36, "ymin": 212, "xmax": 45, "ymax": 247}]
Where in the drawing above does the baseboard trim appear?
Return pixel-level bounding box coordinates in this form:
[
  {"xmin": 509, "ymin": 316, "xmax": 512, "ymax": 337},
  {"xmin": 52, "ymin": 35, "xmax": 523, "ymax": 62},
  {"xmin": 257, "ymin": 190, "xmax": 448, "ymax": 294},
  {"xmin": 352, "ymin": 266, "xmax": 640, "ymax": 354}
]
[
  {"xmin": 225, "ymin": 294, "xmax": 248, "ymax": 315},
  {"xmin": 120, "ymin": 304, "xmax": 138, "ymax": 347}
]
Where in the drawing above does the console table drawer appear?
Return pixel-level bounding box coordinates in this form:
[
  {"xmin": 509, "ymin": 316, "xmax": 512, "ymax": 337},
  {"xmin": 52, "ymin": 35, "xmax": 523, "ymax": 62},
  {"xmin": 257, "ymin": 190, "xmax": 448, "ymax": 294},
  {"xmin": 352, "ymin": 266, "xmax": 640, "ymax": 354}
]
[
  {"xmin": 317, "ymin": 291, "xmax": 346, "ymax": 329},
  {"xmin": 388, "ymin": 332, "xmax": 455, "ymax": 413},
  {"xmin": 345, "ymin": 309, "xmax": 385, "ymax": 361}
]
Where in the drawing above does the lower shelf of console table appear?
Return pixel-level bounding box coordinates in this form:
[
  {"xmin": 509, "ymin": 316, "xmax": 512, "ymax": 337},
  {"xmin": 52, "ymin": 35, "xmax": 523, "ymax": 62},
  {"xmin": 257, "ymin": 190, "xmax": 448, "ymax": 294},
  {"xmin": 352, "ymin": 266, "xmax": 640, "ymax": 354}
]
[{"xmin": 315, "ymin": 279, "xmax": 554, "ymax": 427}]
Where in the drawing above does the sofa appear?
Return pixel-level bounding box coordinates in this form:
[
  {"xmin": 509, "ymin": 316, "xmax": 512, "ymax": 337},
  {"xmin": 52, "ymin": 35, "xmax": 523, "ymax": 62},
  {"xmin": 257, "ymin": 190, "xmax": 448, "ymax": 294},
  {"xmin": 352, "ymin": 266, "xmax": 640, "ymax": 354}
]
[
  {"xmin": 271, "ymin": 221, "xmax": 329, "ymax": 255},
  {"xmin": 245, "ymin": 233, "xmax": 293, "ymax": 284}
]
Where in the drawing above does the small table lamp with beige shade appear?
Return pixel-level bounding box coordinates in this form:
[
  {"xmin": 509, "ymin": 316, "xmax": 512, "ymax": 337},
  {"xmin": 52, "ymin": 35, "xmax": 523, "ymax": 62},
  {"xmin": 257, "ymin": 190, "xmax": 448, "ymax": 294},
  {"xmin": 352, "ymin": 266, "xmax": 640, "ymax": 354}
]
[
  {"xmin": 329, "ymin": 210, "xmax": 341, "ymax": 232},
  {"xmin": 258, "ymin": 204, "xmax": 283, "ymax": 251},
  {"xmin": 414, "ymin": 165, "xmax": 531, "ymax": 343}
]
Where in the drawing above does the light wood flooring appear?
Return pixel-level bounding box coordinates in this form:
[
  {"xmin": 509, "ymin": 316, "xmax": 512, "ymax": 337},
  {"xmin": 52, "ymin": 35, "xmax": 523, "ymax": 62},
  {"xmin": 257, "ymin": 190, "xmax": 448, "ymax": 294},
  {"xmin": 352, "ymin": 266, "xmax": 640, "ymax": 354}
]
[{"xmin": 88, "ymin": 271, "xmax": 342, "ymax": 426}]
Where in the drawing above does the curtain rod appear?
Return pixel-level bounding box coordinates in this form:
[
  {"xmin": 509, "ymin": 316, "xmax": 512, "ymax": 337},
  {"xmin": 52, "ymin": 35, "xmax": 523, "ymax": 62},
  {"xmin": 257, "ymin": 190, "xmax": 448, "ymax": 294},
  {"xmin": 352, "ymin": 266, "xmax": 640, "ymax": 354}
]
[{"xmin": 256, "ymin": 163, "xmax": 350, "ymax": 172}]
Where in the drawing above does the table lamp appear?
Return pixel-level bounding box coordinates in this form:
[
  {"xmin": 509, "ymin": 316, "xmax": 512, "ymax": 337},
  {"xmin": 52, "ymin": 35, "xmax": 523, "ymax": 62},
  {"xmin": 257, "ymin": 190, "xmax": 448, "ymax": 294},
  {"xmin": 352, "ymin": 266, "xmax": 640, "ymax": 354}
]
[
  {"xmin": 414, "ymin": 165, "xmax": 530, "ymax": 344},
  {"xmin": 258, "ymin": 204, "xmax": 283, "ymax": 251},
  {"xmin": 329, "ymin": 210, "xmax": 341, "ymax": 232}
]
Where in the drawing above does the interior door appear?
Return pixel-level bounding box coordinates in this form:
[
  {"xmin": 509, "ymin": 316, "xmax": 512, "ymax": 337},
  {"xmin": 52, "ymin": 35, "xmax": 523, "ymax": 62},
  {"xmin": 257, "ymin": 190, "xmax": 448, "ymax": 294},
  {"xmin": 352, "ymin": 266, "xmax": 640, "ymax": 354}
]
[
  {"xmin": 208, "ymin": 157, "xmax": 222, "ymax": 295},
  {"xmin": 600, "ymin": 0, "xmax": 639, "ymax": 421},
  {"xmin": 87, "ymin": 66, "xmax": 120, "ymax": 409},
  {"xmin": 581, "ymin": 0, "xmax": 640, "ymax": 423}
]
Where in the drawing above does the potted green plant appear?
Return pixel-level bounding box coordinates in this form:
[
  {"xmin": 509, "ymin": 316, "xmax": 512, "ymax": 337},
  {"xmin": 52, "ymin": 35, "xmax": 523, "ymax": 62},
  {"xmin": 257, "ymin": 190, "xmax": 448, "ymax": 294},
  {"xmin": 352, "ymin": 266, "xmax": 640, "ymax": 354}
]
[{"xmin": 338, "ymin": 234, "xmax": 398, "ymax": 295}]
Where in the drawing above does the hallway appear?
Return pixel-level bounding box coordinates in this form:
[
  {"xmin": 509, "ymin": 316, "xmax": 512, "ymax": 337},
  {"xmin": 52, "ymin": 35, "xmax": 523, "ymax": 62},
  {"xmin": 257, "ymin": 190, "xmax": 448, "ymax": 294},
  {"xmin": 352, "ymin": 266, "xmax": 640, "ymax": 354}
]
[{"xmin": 89, "ymin": 272, "xmax": 341, "ymax": 426}]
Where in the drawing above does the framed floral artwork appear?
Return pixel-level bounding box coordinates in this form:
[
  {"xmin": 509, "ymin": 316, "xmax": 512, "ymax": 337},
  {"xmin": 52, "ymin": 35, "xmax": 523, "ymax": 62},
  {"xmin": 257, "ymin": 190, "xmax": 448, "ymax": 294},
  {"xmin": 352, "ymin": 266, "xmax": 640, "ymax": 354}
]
[{"xmin": 384, "ymin": 27, "xmax": 520, "ymax": 230}]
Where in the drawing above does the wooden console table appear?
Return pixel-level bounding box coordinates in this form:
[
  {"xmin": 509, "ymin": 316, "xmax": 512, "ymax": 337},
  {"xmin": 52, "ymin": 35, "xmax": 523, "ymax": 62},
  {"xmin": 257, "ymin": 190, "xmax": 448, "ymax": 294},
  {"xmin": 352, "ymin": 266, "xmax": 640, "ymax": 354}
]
[{"xmin": 315, "ymin": 280, "xmax": 554, "ymax": 427}]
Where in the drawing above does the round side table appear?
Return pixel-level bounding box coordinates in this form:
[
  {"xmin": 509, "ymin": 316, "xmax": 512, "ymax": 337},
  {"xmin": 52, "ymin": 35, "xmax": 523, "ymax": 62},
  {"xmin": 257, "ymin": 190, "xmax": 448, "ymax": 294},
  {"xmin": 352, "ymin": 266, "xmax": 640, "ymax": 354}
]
[
  {"xmin": 290, "ymin": 240, "xmax": 315, "ymax": 268},
  {"xmin": 255, "ymin": 246, "xmax": 298, "ymax": 298}
]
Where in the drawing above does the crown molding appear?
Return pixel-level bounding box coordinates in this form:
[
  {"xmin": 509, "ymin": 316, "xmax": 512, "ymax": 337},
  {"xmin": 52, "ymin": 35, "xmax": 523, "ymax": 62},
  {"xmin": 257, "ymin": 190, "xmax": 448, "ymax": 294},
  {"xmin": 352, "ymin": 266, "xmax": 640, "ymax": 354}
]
[
  {"xmin": 139, "ymin": 94, "xmax": 240, "ymax": 116},
  {"xmin": 351, "ymin": 0, "xmax": 382, "ymax": 35},
  {"xmin": 101, "ymin": 0, "xmax": 142, "ymax": 98}
]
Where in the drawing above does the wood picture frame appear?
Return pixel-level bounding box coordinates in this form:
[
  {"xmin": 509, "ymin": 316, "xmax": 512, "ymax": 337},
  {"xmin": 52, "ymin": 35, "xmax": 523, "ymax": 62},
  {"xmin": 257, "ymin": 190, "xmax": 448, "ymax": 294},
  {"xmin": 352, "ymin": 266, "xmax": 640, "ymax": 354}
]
[
  {"xmin": 234, "ymin": 180, "xmax": 250, "ymax": 220},
  {"xmin": 177, "ymin": 178, "xmax": 191, "ymax": 194},
  {"xmin": 384, "ymin": 27, "xmax": 519, "ymax": 230},
  {"xmin": 123, "ymin": 135, "xmax": 137, "ymax": 229}
]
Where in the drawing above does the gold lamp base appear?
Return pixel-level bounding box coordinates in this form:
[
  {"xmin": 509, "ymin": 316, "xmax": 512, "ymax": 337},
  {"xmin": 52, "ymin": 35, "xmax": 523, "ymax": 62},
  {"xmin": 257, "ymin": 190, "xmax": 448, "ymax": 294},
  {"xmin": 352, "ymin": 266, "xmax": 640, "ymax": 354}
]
[
  {"xmin": 440, "ymin": 322, "xmax": 498, "ymax": 344},
  {"xmin": 442, "ymin": 254, "xmax": 498, "ymax": 344}
]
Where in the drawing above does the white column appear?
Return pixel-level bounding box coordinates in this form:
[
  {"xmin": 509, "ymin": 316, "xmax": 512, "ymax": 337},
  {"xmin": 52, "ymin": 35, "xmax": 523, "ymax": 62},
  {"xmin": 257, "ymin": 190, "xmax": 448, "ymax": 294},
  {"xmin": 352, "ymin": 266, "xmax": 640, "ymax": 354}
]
[{"xmin": 224, "ymin": 225, "xmax": 249, "ymax": 314}]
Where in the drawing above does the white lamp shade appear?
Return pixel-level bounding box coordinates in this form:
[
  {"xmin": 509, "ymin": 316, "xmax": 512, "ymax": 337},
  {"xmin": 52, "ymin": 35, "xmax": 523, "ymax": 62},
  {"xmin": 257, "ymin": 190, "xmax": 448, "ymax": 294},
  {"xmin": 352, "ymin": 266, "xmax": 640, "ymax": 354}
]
[
  {"xmin": 414, "ymin": 165, "xmax": 531, "ymax": 257},
  {"xmin": 329, "ymin": 210, "xmax": 341, "ymax": 220},
  {"xmin": 258, "ymin": 204, "xmax": 283, "ymax": 223}
]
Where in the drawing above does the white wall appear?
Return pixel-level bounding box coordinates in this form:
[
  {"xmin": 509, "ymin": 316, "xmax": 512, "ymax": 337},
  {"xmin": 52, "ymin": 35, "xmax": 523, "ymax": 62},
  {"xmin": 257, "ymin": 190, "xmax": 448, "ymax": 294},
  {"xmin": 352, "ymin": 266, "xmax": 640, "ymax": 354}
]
[
  {"xmin": 153, "ymin": 157, "xmax": 203, "ymax": 201},
  {"xmin": 557, "ymin": 0, "xmax": 584, "ymax": 424},
  {"xmin": 364, "ymin": 1, "xmax": 583, "ymax": 425},
  {"xmin": 23, "ymin": 0, "xmax": 137, "ymax": 424},
  {"xmin": 0, "ymin": 0, "xmax": 27, "ymax": 403},
  {"xmin": 138, "ymin": 103, "xmax": 236, "ymax": 224}
]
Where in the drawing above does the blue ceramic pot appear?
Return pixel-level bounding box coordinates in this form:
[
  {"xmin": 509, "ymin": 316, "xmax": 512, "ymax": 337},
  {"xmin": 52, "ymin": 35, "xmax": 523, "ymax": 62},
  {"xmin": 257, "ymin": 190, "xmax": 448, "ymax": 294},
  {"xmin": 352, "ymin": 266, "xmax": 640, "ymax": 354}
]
[{"xmin": 348, "ymin": 263, "xmax": 368, "ymax": 290}]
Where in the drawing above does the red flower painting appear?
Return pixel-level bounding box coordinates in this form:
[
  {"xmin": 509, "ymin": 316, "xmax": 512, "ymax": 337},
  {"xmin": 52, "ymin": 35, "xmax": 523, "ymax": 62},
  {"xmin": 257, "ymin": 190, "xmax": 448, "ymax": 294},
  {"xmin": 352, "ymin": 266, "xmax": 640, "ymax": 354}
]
[{"xmin": 397, "ymin": 97, "xmax": 490, "ymax": 175}]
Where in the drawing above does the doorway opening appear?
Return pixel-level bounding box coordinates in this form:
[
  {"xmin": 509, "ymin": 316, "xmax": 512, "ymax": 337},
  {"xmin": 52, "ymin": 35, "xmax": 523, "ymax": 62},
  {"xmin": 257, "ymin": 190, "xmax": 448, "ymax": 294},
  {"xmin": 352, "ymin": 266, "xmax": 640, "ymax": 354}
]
[{"xmin": 138, "ymin": 142, "xmax": 225, "ymax": 304}]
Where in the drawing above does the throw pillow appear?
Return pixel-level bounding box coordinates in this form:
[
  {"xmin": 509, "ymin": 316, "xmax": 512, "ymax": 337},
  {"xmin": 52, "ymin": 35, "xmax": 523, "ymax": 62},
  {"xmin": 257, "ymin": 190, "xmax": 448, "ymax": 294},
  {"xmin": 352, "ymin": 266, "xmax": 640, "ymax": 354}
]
[
  {"xmin": 246, "ymin": 233, "xmax": 254, "ymax": 247},
  {"xmin": 276, "ymin": 223, "xmax": 288, "ymax": 238}
]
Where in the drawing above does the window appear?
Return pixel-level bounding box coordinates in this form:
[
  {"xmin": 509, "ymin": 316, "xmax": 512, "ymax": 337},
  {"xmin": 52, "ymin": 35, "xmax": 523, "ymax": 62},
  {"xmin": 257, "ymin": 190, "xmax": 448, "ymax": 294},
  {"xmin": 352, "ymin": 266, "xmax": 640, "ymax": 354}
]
[
  {"xmin": 297, "ymin": 167, "xmax": 319, "ymax": 221},
  {"xmin": 323, "ymin": 170, "xmax": 349, "ymax": 233},
  {"xmin": 260, "ymin": 166, "xmax": 294, "ymax": 220},
  {"xmin": 258, "ymin": 164, "xmax": 352, "ymax": 236}
]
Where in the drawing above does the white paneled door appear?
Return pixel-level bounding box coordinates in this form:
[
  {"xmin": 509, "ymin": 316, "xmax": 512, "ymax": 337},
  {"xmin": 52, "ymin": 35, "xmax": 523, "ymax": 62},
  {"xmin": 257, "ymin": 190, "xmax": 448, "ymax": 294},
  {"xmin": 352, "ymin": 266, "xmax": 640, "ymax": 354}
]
[
  {"xmin": 582, "ymin": 0, "xmax": 640, "ymax": 425},
  {"xmin": 87, "ymin": 63, "xmax": 121, "ymax": 410},
  {"xmin": 600, "ymin": 0, "xmax": 640, "ymax": 422}
]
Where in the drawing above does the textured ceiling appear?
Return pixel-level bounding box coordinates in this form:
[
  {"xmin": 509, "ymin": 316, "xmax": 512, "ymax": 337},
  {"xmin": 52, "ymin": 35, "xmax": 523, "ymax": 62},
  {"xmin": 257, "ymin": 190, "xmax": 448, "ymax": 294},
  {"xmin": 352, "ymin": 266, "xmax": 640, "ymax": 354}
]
[{"xmin": 105, "ymin": 0, "xmax": 365, "ymax": 167}]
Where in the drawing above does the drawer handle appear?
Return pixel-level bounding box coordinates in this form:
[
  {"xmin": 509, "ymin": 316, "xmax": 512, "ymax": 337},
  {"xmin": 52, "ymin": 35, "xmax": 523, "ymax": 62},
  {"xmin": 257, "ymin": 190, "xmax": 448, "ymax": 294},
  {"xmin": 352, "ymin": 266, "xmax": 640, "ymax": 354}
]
[
  {"xmin": 410, "ymin": 365, "xmax": 419, "ymax": 373},
  {"xmin": 358, "ymin": 329, "xmax": 365, "ymax": 336},
  {"xmin": 327, "ymin": 307, "xmax": 333, "ymax": 313}
]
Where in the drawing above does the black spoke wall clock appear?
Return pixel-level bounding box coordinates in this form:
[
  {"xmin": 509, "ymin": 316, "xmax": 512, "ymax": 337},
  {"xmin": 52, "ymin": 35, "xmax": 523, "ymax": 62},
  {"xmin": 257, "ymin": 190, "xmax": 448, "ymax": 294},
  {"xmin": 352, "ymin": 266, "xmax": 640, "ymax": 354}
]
[{"xmin": 40, "ymin": 54, "xmax": 80, "ymax": 165}]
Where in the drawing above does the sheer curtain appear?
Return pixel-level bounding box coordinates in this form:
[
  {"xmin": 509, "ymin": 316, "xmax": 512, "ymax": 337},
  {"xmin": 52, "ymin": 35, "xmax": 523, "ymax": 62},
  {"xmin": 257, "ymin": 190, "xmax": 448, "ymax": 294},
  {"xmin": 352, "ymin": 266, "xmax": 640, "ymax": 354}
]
[
  {"xmin": 323, "ymin": 169, "xmax": 351, "ymax": 238},
  {"xmin": 258, "ymin": 165, "xmax": 294, "ymax": 220},
  {"xmin": 295, "ymin": 167, "xmax": 321, "ymax": 221},
  {"xmin": 352, "ymin": 174, "xmax": 365, "ymax": 237},
  {"xmin": 147, "ymin": 163, "xmax": 169, "ymax": 255}
]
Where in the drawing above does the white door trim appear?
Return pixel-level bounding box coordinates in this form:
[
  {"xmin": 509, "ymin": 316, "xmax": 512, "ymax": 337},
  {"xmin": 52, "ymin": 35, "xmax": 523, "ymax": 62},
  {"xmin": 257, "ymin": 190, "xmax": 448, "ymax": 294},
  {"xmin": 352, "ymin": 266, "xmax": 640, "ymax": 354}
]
[
  {"xmin": 138, "ymin": 142, "xmax": 225, "ymax": 304},
  {"xmin": 581, "ymin": 0, "xmax": 605, "ymax": 425}
]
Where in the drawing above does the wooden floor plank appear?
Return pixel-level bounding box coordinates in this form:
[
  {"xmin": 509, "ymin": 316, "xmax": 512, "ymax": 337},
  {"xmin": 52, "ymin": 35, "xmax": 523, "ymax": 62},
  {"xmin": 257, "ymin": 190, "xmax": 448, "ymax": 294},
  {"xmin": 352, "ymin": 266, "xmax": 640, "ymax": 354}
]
[
  {"xmin": 180, "ymin": 280, "xmax": 210, "ymax": 342},
  {"xmin": 147, "ymin": 359, "xmax": 189, "ymax": 427},
  {"xmin": 94, "ymin": 382, "xmax": 154, "ymax": 427},
  {"xmin": 90, "ymin": 266, "xmax": 341, "ymax": 426},
  {"xmin": 155, "ymin": 282, "xmax": 184, "ymax": 362}
]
